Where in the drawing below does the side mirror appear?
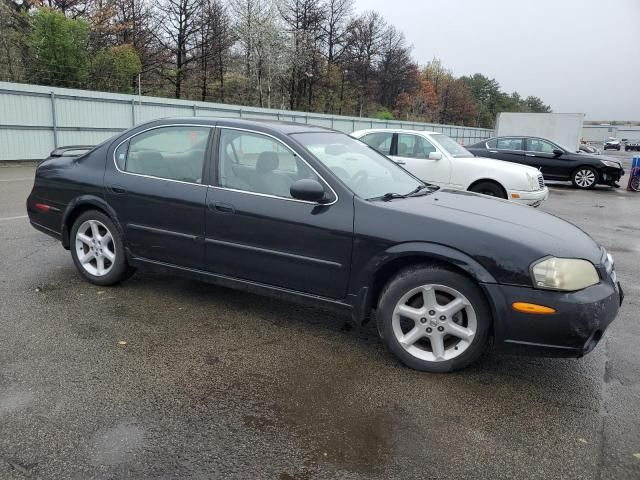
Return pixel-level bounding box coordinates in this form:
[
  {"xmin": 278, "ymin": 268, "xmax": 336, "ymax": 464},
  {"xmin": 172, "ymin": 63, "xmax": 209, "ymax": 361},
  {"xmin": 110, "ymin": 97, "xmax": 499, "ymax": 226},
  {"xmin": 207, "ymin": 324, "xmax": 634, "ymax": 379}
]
[
  {"xmin": 428, "ymin": 152, "xmax": 443, "ymax": 160},
  {"xmin": 552, "ymin": 148, "xmax": 563, "ymax": 156},
  {"xmin": 290, "ymin": 179, "xmax": 328, "ymax": 203}
]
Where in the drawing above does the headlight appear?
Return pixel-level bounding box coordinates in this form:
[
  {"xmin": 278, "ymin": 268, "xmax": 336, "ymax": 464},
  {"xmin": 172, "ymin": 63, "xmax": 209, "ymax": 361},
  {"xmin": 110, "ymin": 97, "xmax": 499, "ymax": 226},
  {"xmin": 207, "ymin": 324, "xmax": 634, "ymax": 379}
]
[
  {"xmin": 601, "ymin": 160, "xmax": 620, "ymax": 168},
  {"xmin": 526, "ymin": 172, "xmax": 538, "ymax": 191},
  {"xmin": 531, "ymin": 257, "xmax": 599, "ymax": 291}
]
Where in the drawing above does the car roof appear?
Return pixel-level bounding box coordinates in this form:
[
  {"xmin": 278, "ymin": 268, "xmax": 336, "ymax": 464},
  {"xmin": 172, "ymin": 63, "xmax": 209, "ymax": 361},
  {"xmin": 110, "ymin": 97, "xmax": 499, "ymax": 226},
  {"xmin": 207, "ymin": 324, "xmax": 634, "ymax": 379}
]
[
  {"xmin": 352, "ymin": 128, "xmax": 441, "ymax": 136},
  {"xmin": 138, "ymin": 117, "xmax": 337, "ymax": 135}
]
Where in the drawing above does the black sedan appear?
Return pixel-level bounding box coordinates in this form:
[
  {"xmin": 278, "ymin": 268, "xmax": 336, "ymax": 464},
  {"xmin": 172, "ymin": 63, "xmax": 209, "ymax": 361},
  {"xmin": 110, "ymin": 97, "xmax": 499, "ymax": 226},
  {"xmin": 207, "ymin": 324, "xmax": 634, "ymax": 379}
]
[
  {"xmin": 468, "ymin": 136, "xmax": 624, "ymax": 189},
  {"xmin": 27, "ymin": 119, "xmax": 622, "ymax": 372},
  {"xmin": 625, "ymin": 139, "xmax": 640, "ymax": 151}
]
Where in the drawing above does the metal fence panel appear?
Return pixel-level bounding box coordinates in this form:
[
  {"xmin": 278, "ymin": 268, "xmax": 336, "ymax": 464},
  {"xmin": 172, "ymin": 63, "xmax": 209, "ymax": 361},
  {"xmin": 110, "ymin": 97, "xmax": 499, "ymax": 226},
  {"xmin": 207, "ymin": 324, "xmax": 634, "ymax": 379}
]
[{"xmin": 0, "ymin": 81, "xmax": 494, "ymax": 160}]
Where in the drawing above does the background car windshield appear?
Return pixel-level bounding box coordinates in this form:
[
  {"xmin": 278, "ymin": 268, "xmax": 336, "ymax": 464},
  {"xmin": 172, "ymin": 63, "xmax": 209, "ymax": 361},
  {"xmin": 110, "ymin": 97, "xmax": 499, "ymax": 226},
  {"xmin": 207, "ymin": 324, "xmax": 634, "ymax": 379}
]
[
  {"xmin": 432, "ymin": 134, "xmax": 474, "ymax": 158},
  {"xmin": 293, "ymin": 132, "xmax": 422, "ymax": 199}
]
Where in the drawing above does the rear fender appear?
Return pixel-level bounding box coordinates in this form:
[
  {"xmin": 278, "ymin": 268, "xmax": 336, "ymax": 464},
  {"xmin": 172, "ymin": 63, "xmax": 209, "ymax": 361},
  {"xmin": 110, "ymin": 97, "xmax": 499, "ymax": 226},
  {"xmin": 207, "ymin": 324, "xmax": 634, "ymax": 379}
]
[{"xmin": 61, "ymin": 195, "xmax": 124, "ymax": 248}]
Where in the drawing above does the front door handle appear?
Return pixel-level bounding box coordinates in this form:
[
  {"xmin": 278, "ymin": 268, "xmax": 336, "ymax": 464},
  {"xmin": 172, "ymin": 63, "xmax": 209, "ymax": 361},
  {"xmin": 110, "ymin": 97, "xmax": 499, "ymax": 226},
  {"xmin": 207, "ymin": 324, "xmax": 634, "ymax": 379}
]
[
  {"xmin": 525, "ymin": 153, "xmax": 536, "ymax": 157},
  {"xmin": 210, "ymin": 202, "xmax": 235, "ymax": 214},
  {"xmin": 108, "ymin": 185, "xmax": 127, "ymax": 195},
  {"xmin": 489, "ymin": 150, "xmax": 498, "ymax": 153},
  {"xmin": 395, "ymin": 160, "xmax": 406, "ymax": 165}
]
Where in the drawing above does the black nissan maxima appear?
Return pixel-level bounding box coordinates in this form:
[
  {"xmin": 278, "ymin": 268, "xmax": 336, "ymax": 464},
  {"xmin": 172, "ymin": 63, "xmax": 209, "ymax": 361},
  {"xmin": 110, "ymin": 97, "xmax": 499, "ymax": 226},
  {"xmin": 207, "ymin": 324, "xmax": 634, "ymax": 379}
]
[
  {"xmin": 27, "ymin": 119, "xmax": 623, "ymax": 372},
  {"xmin": 467, "ymin": 136, "xmax": 625, "ymax": 189}
]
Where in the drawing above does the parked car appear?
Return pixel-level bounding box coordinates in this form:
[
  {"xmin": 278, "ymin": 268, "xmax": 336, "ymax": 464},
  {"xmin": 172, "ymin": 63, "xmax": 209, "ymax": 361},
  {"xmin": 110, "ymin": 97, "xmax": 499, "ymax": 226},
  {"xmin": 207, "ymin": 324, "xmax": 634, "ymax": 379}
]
[
  {"xmin": 351, "ymin": 129, "xmax": 548, "ymax": 207},
  {"xmin": 625, "ymin": 139, "xmax": 640, "ymax": 151},
  {"xmin": 467, "ymin": 136, "xmax": 625, "ymax": 189},
  {"xmin": 604, "ymin": 139, "xmax": 621, "ymax": 151},
  {"xmin": 27, "ymin": 118, "xmax": 623, "ymax": 372},
  {"xmin": 579, "ymin": 144, "xmax": 600, "ymax": 155}
]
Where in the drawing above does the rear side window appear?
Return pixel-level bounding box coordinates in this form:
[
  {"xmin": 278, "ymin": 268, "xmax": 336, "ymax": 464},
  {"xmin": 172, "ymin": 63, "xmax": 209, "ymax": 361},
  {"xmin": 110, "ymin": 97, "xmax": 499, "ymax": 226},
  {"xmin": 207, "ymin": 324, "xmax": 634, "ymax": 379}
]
[
  {"xmin": 497, "ymin": 138, "xmax": 523, "ymax": 150},
  {"xmin": 361, "ymin": 132, "xmax": 393, "ymax": 155},
  {"xmin": 115, "ymin": 126, "xmax": 210, "ymax": 183}
]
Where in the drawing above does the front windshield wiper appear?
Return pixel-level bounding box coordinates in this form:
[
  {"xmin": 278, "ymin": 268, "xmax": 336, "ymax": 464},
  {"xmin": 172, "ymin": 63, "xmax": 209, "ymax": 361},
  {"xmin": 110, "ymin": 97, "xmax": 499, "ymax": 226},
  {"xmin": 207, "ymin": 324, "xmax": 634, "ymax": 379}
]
[{"xmin": 377, "ymin": 184, "xmax": 438, "ymax": 202}]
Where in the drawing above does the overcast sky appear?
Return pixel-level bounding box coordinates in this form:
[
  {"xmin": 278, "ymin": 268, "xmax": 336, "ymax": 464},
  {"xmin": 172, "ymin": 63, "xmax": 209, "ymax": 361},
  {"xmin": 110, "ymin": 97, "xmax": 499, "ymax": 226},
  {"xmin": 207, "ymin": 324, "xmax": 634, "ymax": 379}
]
[{"xmin": 354, "ymin": 0, "xmax": 639, "ymax": 121}]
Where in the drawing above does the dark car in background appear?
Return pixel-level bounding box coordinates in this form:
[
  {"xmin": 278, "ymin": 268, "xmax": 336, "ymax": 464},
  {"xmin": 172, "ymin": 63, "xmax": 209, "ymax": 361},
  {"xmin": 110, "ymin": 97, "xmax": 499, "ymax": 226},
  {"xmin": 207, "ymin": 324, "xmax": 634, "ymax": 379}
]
[
  {"xmin": 27, "ymin": 118, "xmax": 622, "ymax": 372},
  {"xmin": 468, "ymin": 136, "xmax": 624, "ymax": 189},
  {"xmin": 625, "ymin": 139, "xmax": 640, "ymax": 151},
  {"xmin": 604, "ymin": 139, "xmax": 621, "ymax": 151}
]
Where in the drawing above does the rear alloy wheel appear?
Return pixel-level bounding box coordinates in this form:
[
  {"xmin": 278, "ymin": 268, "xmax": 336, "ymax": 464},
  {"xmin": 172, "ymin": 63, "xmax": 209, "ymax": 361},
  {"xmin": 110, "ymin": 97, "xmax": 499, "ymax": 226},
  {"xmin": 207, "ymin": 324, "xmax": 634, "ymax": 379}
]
[
  {"xmin": 377, "ymin": 266, "xmax": 491, "ymax": 372},
  {"xmin": 572, "ymin": 167, "xmax": 598, "ymax": 189},
  {"xmin": 469, "ymin": 181, "xmax": 507, "ymax": 199},
  {"xmin": 70, "ymin": 210, "xmax": 131, "ymax": 286}
]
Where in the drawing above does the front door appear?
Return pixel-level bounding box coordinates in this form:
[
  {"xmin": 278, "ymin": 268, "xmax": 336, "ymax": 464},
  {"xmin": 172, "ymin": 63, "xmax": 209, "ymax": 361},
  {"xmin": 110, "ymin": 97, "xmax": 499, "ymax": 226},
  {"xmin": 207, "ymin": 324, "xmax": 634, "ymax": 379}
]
[
  {"xmin": 390, "ymin": 133, "xmax": 451, "ymax": 186},
  {"xmin": 104, "ymin": 125, "xmax": 212, "ymax": 268},
  {"xmin": 524, "ymin": 138, "xmax": 568, "ymax": 179},
  {"xmin": 204, "ymin": 127, "xmax": 354, "ymax": 299}
]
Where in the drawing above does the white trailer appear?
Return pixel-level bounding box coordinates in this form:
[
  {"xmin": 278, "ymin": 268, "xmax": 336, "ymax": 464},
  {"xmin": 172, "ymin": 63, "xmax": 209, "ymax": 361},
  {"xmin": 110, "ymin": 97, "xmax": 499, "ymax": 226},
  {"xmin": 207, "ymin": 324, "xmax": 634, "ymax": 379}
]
[{"xmin": 495, "ymin": 113, "xmax": 585, "ymax": 151}]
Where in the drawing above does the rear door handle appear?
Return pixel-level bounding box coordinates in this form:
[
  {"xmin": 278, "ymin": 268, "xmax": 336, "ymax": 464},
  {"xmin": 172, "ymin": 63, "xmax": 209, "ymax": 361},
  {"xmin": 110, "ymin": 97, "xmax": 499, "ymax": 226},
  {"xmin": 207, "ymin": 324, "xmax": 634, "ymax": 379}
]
[
  {"xmin": 210, "ymin": 202, "xmax": 235, "ymax": 214},
  {"xmin": 489, "ymin": 150, "xmax": 498, "ymax": 153},
  {"xmin": 394, "ymin": 160, "xmax": 406, "ymax": 165},
  {"xmin": 108, "ymin": 185, "xmax": 127, "ymax": 195},
  {"xmin": 525, "ymin": 153, "xmax": 536, "ymax": 157}
]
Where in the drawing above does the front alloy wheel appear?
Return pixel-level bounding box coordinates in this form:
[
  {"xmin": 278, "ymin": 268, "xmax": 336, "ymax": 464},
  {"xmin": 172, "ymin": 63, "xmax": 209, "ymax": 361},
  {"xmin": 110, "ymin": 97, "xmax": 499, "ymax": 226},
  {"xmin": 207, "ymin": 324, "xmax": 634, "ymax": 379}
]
[
  {"xmin": 391, "ymin": 284, "xmax": 477, "ymax": 363},
  {"xmin": 572, "ymin": 167, "xmax": 598, "ymax": 189},
  {"xmin": 378, "ymin": 265, "xmax": 491, "ymax": 372}
]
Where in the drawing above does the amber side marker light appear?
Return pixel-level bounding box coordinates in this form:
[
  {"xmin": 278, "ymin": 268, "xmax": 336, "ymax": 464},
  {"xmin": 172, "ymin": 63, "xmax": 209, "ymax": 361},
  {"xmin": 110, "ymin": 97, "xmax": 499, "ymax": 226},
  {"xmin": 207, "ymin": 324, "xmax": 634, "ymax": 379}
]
[
  {"xmin": 512, "ymin": 302, "xmax": 556, "ymax": 315},
  {"xmin": 511, "ymin": 193, "xmax": 521, "ymax": 199}
]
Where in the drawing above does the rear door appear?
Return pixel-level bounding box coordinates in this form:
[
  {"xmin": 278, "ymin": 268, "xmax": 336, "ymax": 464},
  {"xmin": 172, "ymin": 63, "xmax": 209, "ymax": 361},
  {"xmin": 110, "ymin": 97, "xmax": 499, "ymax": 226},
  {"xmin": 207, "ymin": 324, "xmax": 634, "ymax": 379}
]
[
  {"xmin": 390, "ymin": 133, "xmax": 451, "ymax": 186},
  {"xmin": 524, "ymin": 138, "xmax": 569, "ymax": 179},
  {"xmin": 104, "ymin": 124, "xmax": 212, "ymax": 268},
  {"xmin": 492, "ymin": 137, "xmax": 526, "ymax": 165}
]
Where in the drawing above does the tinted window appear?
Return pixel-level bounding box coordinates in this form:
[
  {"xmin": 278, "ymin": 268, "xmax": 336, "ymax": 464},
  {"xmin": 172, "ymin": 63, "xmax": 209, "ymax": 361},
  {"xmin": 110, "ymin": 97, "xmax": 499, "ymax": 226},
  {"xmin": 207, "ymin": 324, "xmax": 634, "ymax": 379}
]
[
  {"xmin": 361, "ymin": 132, "xmax": 393, "ymax": 155},
  {"xmin": 218, "ymin": 129, "xmax": 318, "ymax": 198},
  {"xmin": 116, "ymin": 126, "xmax": 209, "ymax": 183},
  {"xmin": 486, "ymin": 138, "xmax": 497, "ymax": 148},
  {"xmin": 497, "ymin": 138, "xmax": 523, "ymax": 150},
  {"xmin": 397, "ymin": 134, "xmax": 437, "ymax": 159},
  {"xmin": 527, "ymin": 138, "xmax": 556, "ymax": 153}
]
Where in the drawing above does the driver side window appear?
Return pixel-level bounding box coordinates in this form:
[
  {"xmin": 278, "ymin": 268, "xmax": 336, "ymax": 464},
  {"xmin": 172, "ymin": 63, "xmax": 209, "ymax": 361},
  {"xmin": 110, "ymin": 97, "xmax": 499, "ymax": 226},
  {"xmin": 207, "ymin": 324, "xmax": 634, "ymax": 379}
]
[
  {"xmin": 527, "ymin": 138, "xmax": 556, "ymax": 153},
  {"xmin": 397, "ymin": 134, "xmax": 437, "ymax": 159}
]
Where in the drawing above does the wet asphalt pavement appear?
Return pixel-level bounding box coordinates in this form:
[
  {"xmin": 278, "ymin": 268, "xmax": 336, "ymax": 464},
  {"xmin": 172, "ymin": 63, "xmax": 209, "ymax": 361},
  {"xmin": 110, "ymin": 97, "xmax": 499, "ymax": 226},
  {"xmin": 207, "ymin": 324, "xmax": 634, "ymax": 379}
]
[{"xmin": 1, "ymin": 151, "xmax": 639, "ymax": 479}]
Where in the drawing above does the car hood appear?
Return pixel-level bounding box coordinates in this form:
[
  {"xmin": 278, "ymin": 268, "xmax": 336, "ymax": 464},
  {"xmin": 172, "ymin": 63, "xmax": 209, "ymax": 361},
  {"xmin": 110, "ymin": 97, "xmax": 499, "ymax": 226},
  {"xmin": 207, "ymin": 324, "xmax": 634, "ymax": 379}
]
[
  {"xmin": 356, "ymin": 189, "xmax": 602, "ymax": 286},
  {"xmin": 471, "ymin": 156, "xmax": 541, "ymax": 176}
]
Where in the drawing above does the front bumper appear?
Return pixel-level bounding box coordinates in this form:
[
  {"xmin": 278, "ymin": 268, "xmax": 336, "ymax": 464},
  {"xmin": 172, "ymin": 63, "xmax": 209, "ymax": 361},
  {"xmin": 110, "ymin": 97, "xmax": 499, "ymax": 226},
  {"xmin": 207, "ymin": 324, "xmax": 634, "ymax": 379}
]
[
  {"xmin": 508, "ymin": 187, "xmax": 549, "ymax": 207},
  {"xmin": 600, "ymin": 167, "xmax": 624, "ymax": 184},
  {"xmin": 483, "ymin": 278, "xmax": 622, "ymax": 357}
]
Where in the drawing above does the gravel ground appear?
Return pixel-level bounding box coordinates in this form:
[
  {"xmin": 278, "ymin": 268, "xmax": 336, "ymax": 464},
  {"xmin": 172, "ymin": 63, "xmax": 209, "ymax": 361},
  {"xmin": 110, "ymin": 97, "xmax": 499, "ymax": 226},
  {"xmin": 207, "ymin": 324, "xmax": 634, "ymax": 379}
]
[{"xmin": 0, "ymin": 150, "xmax": 639, "ymax": 479}]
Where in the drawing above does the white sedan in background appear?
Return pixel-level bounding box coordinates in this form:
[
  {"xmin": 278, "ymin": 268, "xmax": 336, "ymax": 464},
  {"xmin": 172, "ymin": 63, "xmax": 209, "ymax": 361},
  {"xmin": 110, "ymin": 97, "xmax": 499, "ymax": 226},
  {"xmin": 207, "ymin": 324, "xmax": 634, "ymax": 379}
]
[{"xmin": 351, "ymin": 129, "xmax": 549, "ymax": 206}]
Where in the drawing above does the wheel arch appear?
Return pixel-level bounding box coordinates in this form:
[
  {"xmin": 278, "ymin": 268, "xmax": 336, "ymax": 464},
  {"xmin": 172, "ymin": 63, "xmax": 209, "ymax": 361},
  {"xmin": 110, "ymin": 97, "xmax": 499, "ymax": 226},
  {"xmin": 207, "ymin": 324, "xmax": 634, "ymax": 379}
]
[
  {"xmin": 467, "ymin": 178, "xmax": 508, "ymax": 198},
  {"xmin": 61, "ymin": 196, "xmax": 124, "ymax": 249},
  {"xmin": 353, "ymin": 242, "xmax": 498, "ymax": 325}
]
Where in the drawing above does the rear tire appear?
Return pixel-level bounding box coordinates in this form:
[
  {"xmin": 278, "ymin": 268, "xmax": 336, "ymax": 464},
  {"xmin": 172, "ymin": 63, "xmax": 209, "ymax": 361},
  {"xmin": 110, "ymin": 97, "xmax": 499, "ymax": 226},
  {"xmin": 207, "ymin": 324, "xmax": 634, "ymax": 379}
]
[
  {"xmin": 377, "ymin": 265, "xmax": 491, "ymax": 373},
  {"xmin": 70, "ymin": 210, "xmax": 132, "ymax": 286},
  {"xmin": 468, "ymin": 181, "xmax": 507, "ymax": 199},
  {"xmin": 571, "ymin": 166, "xmax": 598, "ymax": 189}
]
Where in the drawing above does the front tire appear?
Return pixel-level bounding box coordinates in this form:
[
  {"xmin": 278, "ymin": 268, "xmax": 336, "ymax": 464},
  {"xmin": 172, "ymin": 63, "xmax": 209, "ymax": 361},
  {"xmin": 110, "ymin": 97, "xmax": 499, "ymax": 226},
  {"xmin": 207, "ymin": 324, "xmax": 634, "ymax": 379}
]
[
  {"xmin": 468, "ymin": 181, "xmax": 507, "ymax": 199},
  {"xmin": 377, "ymin": 265, "xmax": 491, "ymax": 373},
  {"xmin": 70, "ymin": 210, "xmax": 131, "ymax": 286},
  {"xmin": 572, "ymin": 166, "xmax": 598, "ymax": 189}
]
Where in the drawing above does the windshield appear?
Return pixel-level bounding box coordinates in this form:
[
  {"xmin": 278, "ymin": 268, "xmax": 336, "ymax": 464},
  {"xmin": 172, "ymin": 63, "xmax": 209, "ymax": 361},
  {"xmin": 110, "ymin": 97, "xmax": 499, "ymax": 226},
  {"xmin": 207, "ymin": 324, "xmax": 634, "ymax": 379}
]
[
  {"xmin": 432, "ymin": 134, "xmax": 474, "ymax": 158},
  {"xmin": 292, "ymin": 132, "xmax": 423, "ymax": 199}
]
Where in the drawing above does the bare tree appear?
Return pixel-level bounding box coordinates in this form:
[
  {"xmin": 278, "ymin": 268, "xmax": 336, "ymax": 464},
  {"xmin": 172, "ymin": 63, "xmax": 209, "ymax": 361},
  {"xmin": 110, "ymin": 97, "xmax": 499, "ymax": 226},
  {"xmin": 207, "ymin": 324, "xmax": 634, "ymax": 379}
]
[
  {"xmin": 155, "ymin": 0, "xmax": 202, "ymax": 98},
  {"xmin": 321, "ymin": 0, "xmax": 352, "ymax": 65},
  {"xmin": 197, "ymin": 0, "xmax": 234, "ymax": 101}
]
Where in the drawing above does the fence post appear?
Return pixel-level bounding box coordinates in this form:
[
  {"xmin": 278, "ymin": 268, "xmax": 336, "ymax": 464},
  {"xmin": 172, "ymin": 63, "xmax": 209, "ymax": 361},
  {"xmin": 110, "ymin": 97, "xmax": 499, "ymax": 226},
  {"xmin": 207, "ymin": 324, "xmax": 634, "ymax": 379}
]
[
  {"xmin": 131, "ymin": 98, "xmax": 135, "ymax": 126},
  {"xmin": 193, "ymin": 104, "xmax": 197, "ymax": 117},
  {"xmin": 49, "ymin": 92, "xmax": 58, "ymax": 148}
]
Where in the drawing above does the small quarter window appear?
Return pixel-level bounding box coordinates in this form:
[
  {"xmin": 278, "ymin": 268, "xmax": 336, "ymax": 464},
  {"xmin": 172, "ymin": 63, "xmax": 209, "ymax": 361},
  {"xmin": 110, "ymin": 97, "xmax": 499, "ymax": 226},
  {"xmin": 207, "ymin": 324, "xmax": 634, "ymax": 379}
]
[{"xmin": 117, "ymin": 126, "xmax": 210, "ymax": 183}]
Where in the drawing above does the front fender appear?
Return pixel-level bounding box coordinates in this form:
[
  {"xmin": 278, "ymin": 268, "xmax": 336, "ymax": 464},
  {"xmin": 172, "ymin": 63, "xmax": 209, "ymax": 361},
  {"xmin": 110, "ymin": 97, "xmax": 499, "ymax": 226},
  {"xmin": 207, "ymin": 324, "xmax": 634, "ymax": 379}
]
[
  {"xmin": 350, "ymin": 242, "xmax": 498, "ymax": 323},
  {"xmin": 61, "ymin": 195, "xmax": 124, "ymax": 248}
]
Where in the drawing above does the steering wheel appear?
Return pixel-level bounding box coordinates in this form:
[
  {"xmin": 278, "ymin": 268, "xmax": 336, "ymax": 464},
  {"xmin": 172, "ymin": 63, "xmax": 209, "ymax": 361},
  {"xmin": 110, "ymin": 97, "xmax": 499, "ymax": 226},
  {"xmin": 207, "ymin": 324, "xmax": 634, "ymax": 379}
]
[{"xmin": 351, "ymin": 169, "xmax": 369, "ymax": 186}]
